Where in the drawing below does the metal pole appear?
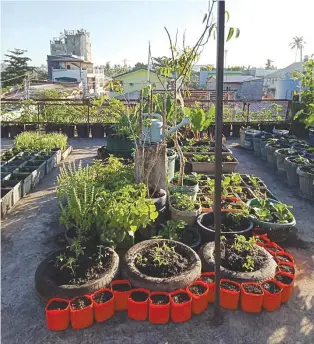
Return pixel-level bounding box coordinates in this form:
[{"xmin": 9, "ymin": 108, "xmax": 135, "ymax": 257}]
[{"xmin": 213, "ymin": 0, "xmax": 225, "ymax": 325}]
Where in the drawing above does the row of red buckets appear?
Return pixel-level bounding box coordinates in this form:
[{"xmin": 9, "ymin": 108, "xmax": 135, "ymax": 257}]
[{"xmin": 46, "ymin": 233, "xmax": 295, "ymax": 331}]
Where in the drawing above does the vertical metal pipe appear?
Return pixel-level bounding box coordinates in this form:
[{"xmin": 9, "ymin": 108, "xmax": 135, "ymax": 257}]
[{"xmin": 213, "ymin": 0, "xmax": 225, "ymax": 324}]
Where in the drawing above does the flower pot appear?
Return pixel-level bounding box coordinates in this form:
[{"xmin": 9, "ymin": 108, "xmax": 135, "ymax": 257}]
[
  {"xmin": 274, "ymin": 148, "xmax": 299, "ymax": 173},
  {"xmin": 90, "ymin": 124, "xmax": 105, "ymax": 138},
  {"xmin": 76, "ymin": 124, "xmax": 89, "ymax": 138},
  {"xmin": 265, "ymin": 242, "xmax": 284, "ymax": 256},
  {"xmin": 220, "ymin": 279, "xmax": 240, "ymax": 310},
  {"xmin": 170, "ymin": 290, "xmax": 192, "ymax": 323},
  {"xmin": 168, "ymin": 177, "xmax": 199, "ymax": 200},
  {"xmin": 128, "ymin": 288, "xmax": 150, "ymax": 321},
  {"xmin": 277, "ymin": 262, "xmax": 295, "ymax": 275},
  {"xmin": 70, "ymin": 295, "xmax": 93, "ymax": 330},
  {"xmin": 297, "ymin": 165, "xmax": 314, "ymax": 200},
  {"xmin": 198, "ymin": 272, "xmax": 215, "ymax": 303},
  {"xmin": 167, "ymin": 149, "xmax": 177, "ymax": 180},
  {"xmin": 169, "ymin": 203, "xmax": 201, "ymax": 226},
  {"xmin": 92, "ymin": 288, "xmax": 115, "ymax": 322},
  {"xmin": 239, "ymin": 128, "xmax": 245, "ymax": 147},
  {"xmin": 25, "ymin": 124, "xmax": 37, "ymax": 132},
  {"xmin": 240, "ymin": 282, "xmax": 264, "ymax": 313},
  {"xmin": 244, "ymin": 129, "xmax": 261, "ymax": 150},
  {"xmin": 149, "ymin": 292, "xmax": 170, "ymax": 324},
  {"xmin": 261, "ymin": 280, "xmax": 283, "ymax": 311},
  {"xmin": 186, "ymin": 281, "xmax": 209, "ymax": 314},
  {"xmin": 275, "ymin": 252, "xmax": 295, "ymax": 265},
  {"xmin": 110, "ymin": 280, "xmax": 131, "ymax": 311},
  {"xmin": 253, "ymin": 136, "xmax": 262, "ymax": 156},
  {"xmin": 1, "ymin": 124, "xmax": 9, "ymax": 138},
  {"xmin": 45, "ymin": 298, "xmax": 70, "ymax": 331},
  {"xmin": 275, "ymin": 272, "xmax": 294, "ymax": 303},
  {"xmin": 61, "ymin": 124, "xmax": 75, "ymax": 138},
  {"xmin": 45, "ymin": 123, "xmax": 60, "ymax": 133},
  {"xmin": 149, "ymin": 188, "xmax": 166, "ymax": 211},
  {"xmin": 284, "ymin": 156, "xmax": 307, "ymax": 187},
  {"xmin": 180, "ymin": 226, "xmax": 202, "ymax": 250},
  {"xmin": 1, "ymin": 179, "xmax": 22, "ymax": 206},
  {"xmin": 253, "ymin": 233, "xmax": 270, "ymax": 247},
  {"xmin": 9, "ymin": 124, "xmax": 24, "ymax": 138}
]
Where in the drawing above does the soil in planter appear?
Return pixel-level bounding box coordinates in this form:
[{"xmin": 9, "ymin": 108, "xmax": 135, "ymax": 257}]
[
  {"xmin": 49, "ymin": 248, "xmax": 114, "ymax": 286},
  {"xmin": 275, "ymin": 274, "xmax": 293, "ymax": 285},
  {"xmin": 279, "ymin": 265, "xmax": 295, "ymax": 274},
  {"xmin": 71, "ymin": 296, "xmax": 91, "ymax": 310},
  {"xmin": 301, "ymin": 166, "xmax": 314, "ymax": 174},
  {"xmin": 276, "ymin": 255, "xmax": 293, "ymax": 263},
  {"xmin": 171, "ymin": 178, "xmax": 197, "ymax": 187},
  {"xmin": 200, "ymin": 275, "xmax": 215, "ymax": 284},
  {"xmin": 150, "ymin": 294, "xmax": 169, "ymax": 305},
  {"xmin": 243, "ymin": 284, "xmax": 263, "ymax": 294},
  {"xmin": 135, "ymin": 243, "xmax": 190, "ymax": 278},
  {"xmin": 204, "ymin": 212, "xmax": 249, "ymax": 233},
  {"xmin": 47, "ymin": 300, "xmax": 68, "ymax": 311},
  {"xmin": 93, "ymin": 291, "xmax": 113, "ymax": 304},
  {"xmin": 265, "ymin": 245, "xmax": 282, "ymax": 253},
  {"xmin": 130, "ymin": 291, "xmax": 149, "ymax": 302},
  {"xmin": 111, "ymin": 283, "xmax": 131, "ymax": 292},
  {"xmin": 188, "ymin": 284, "xmax": 207, "ymax": 296},
  {"xmin": 263, "ymin": 282, "xmax": 281, "ymax": 294},
  {"xmin": 172, "ymin": 293, "xmax": 191, "ymax": 304},
  {"xmin": 221, "ymin": 281, "xmax": 240, "ymax": 292}
]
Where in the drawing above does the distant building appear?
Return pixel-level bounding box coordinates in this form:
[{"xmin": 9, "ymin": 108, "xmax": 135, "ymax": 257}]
[
  {"xmin": 263, "ymin": 62, "xmax": 303, "ymax": 99},
  {"xmin": 50, "ymin": 29, "xmax": 92, "ymax": 62},
  {"xmin": 200, "ymin": 70, "xmax": 243, "ymax": 88}
]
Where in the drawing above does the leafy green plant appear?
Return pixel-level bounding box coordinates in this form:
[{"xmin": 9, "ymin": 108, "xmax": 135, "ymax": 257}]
[
  {"xmin": 232, "ymin": 235, "xmax": 257, "ymax": 272},
  {"xmin": 156, "ymin": 220, "xmax": 186, "ymax": 241},
  {"xmin": 191, "ymin": 154, "xmax": 213, "ymax": 162},
  {"xmin": 187, "ymin": 102, "xmax": 215, "ymax": 140},
  {"xmin": 170, "ymin": 193, "xmax": 200, "ymax": 211}
]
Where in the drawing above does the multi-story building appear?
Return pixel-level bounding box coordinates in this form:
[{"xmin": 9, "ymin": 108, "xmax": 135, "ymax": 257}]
[{"xmin": 50, "ymin": 29, "xmax": 92, "ymax": 62}]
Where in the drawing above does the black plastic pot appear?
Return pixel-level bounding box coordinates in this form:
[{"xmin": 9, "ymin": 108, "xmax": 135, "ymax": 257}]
[
  {"xmin": 24, "ymin": 124, "xmax": 38, "ymax": 132},
  {"xmin": 61, "ymin": 124, "xmax": 75, "ymax": 138},
  {"xmin": 104, "ymin": 124, "xmax": 115, "ymax": 137},
  {"xmin": 76, "ymin": 124, "xmax": 90, "ymax": 138},
  {"xmin": 232, "ymin": 124, "xmax": 241, "ymax": 137},
  {"xmin": 45, "ymin": 123, "xmax": 61, "ymax": 133},
  {"xmin": 223, "ymin": 124, "xmax": 231, "ymax": 138},
  {"xmin": 149, "ymin": 189, "xmax": 166, "ymax": 211},
  {"xmin": 8, "ymin": 124, "xmax": 24, "ymax": 138},
  {"xmin": 90, "ymin": 124, "xmax": 105, "ymax": 138},
  {"xmin": 1, "ymin": 124, "xmax": 9, "ymax": 138}
]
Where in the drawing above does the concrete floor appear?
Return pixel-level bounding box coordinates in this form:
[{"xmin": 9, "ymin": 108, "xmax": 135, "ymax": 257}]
[{"xmin": 1, "ymin": 138, "xmax": 314, "ymax": 344}]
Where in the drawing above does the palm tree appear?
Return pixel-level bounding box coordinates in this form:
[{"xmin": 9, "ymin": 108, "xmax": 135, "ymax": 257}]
[
  {"xmin": 289, "ymin": 36, "xmax": 306, "ymax": 62},
  {"xmin": 265, "ymin": 59, "xmax": 275, "ymax": 70}
]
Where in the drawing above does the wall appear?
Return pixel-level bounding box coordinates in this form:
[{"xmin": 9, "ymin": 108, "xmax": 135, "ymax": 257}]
[
  {"xmin": 240, "ymin": 79, "xmax": 264, "ymax": 100},
  {"xmin": 275, "ymin": 79, "xmax": 299, "ymax": 100}
]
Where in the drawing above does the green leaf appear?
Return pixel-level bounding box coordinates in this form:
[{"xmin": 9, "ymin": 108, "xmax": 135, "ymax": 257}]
[
  {"xmin": 202, "ymin": 13, "xmax": 207, "ymax": 23},
  {"xmin": 225, "ymin": 10, "xmax": 230, "ymax": 22},
  {"xmin": 226, "ymin": 27, "xmax": 234, "ymax": 42},
  {"xmin": 235, "ymin": 28, "xmax": 240, "ymax": 38},
  {"xmin": 150, "ymin": 211, "xmax": 159, "ymax": 220},
  {"xmin": 208, "ymin": 24, "xmax": 216, "ymax": 38}
]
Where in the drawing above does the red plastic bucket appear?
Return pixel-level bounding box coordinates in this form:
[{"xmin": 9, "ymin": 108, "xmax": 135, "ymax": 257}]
[
  {"xmin": 220, "ymin": 279, "xmax": 240, "ymax": 310},
  {"xmin": 277, "ymin": 262, "xmax": 295, "ymax": 275},
  {"xmin": 240, "ymin": 282, "xmax": 264, "ymax": 313},
  {"xmin": 149, "ymin": 292, "xmax": 170, "ymax": 324},
  {"xmin": 170, "ymin": 289, "xmax": 192, "ymax": 323},
  {"xmin": 198, "ymin": 272, "xmax": 215, "ymax": 303},
  {"xmin": 110, "ymin": 280, "xmax": 131, "ymax": 311},
  {"xmin": 275, "ymin": 272, "xmax": 294, "ymax": 303},
  {"xmin": 265, "ymin": 242, "xmax": 284, "ymax": 256},
  {"xmin": 253, "ymin": 233, "xmax": 270, "ymax": 247},
  {"xmin": 45, "ymin": 298, "xmax": 70, "ymax": 331},
  {"xmin": 261, "ymin": 280, "xmax": 283, "ymax": 311},
  {"xmin": 128, "ymin": 288, "xmax": 150, "ymax": 321},
  {"xmin": 92, "ymin": 288, "xmax": 115, "ymax": 322},
  {"xmin": 186, "ymin": 281, "xmax": 209, "ymax": 314},
  {"xmin": 275, "ymin": 252, "xmax": 295, "ymax": 265},
  {"xmin": 70, "ymin": 295, "xmax": 93, "ymax": 330}
]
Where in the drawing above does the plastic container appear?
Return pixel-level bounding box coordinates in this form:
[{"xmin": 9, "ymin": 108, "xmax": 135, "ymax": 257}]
[
  {"xmin": 261, "ymin": 280, "xmax": 283, "ymax": 311},
  {"xmin": 253, "ymin": 233, "xmax": 270, "ymax": 247},
  {"xmin": 244, "ymin": 129, "xmax": 261, "ymax": 150},
  {"xmin": 149, "ymin": 292, "xmax": 170, "ymax": 324},
  {"xmin": 198, "ymin": 272, "xmax": 215, "ymax": 303},
  {"xmin": 240, "ymin": 282, "xmax": 264, "ymax": 313},
  {"xmin": 275, "ymin": 272, "xmax": 295, "ymax": 303},
  {"xmin": 220, "ymin": 279, "xmax": 240, "ymax": 310},
  {"xmin": 110, "ymin": 280, "xmax": 132, "ymax": 311},
  {"xmin": 92, "ymin": 288, "xmax": 115, "ymax": 322},
  {"xmin": 265, "ymin": 242, "xmax": 284, "ymax": 256},
  {"xmin": 277, "ymin": 262, "xmax": 295, "ymax": 275},
  {"xmin": 70, "ymin": 295, "xmax": 93, "ymax": 330},
  {"xmin": 170, "ymin": 289, "xmax": 192, "ymax": 323},
  {"xmin": 167, "ymin": 149, "xmax": 177, "ymax": 180},
  {"xmin": 275, "ymin": 252, "xmax": 295, "ymax": 265},
  {"xmin": 45, "ymin": 298, "xmax": 70, "ymax": 331},
  {"xmin": 128, "ymin": 288, "xmax": 150, "ymax": 321},
  {"xmin": 186, "ymin": 281, "xmax": 209, "ymax": 315}
]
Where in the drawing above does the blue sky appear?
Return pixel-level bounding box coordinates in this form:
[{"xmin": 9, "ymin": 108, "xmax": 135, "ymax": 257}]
[{"xmin": 1, "ymin": 0, "xmax": 313, "ymax": 68}]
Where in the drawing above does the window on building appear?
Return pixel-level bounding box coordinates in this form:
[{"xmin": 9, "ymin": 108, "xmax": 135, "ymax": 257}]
[{"xmin": 67, "ymin": 65, "xmax": 71, "ymax": 70}]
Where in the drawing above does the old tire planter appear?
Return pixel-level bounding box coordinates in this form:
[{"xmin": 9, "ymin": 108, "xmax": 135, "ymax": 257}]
[
  {"xmin": 121, "ymin": 239, "xmax": 201, "ymax": 292},
  {"xmin": 297, "ymin": 165, "xmax": 314, "ymax": 200},
  {"xmin": 284, "ymin": 157, "xmax": 303, "ymax": 187},
  {"xmin": 35, "ymin": 248, "xmax": 120, "ymax": 303},
  {"xmin": 199, "ymin": 242, "xmax": 277, "ymax": 283}
]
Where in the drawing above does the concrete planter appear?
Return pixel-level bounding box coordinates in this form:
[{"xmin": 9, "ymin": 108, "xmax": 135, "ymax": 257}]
[
  {"xmin": 19, "ymin": 162, "xmax": 46, "ymax": 188},
  {"xmin": 61, "ymin": 146, "xmax": 72, "ymax": 161},
  {"xmin": 260, "ymin": 140, "xmax": 269, "ymax": 160},
  {"xmin": 284, "ymin": 157, "xmax": 306, "ymax": 187},
  {"xmin": 253, "ymin": 137, "xmax": 261, "ymax": 156},
  {"xmin": 1, "ymin": 179, "xmax": 22, "ymax": 206},
  {"xmin": 274, "ymin": 149, "xmax": 299, "ymax": 173},
  {"xmin": 297, "ymin": 166, "xmax": 314, "ymax": 200},
  {"xmin": 11, "ymin": 173, "xmax": 32, "ymax": 196},
  {"xmin": 1, "ymin": 187, "xmax": 14, "ymax": 217},
  {"xmin": 191, "ymin": 158, "xmax": 238, "ymax": 175}
]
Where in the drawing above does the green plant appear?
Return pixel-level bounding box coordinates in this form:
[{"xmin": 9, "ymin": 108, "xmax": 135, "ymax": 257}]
[
  {"xmin": 293, "ymin": 155, "xmax": 309, "ymax": 164},
  {"xmin": 170, "ymin": 193, "xmax": 200, "ymax": 211},
  {"xmin": 232, "ymin": 235, "xmax": 257, "ymax": 272},
  {"xmin": 192, "ymin": 154, "xmax": 213, "ymax": 162},
  {"xmin": 271, "ymin": 203, "xmax": 293, "ymax": 224},
  {"xmin": 226, "ymin": 203, "xmax": 249, "ymax": 224},
  {"xmin": 152, "ymin": 242, "xmax": 177, "ymax": 266},
  {"xmin": 156, "ymin": 220, "xmax": 186, "ymax": 241}
]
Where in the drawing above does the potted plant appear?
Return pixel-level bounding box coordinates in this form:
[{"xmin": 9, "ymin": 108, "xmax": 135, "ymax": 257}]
[
  {"xmin": 260, "ymin": 134, "xmax": 275, "ymax": 160},
  {"xmin": 45, "ymin": 298, "xmax": 70, "ymax": 331},
  {"xmin": 240, "ymin": 282, "xmax": 264, "ymax": 313},
  {"xmin": 277, "ymin": 262, "xmax": 295, "ymax": 275},
  {"xmin": 149, "ymin": 292, "xmax": 170, "ymax": 324},
  {"xmin": 169, "ymin": 193, "xmax": 201, "ymax": 225},
  {"xmin": 261, "ymin": 280, "xmax": 282, "ymax": 311},
  {"xmin": 284, "ymin": 155, "xmax": 309, "ymax": 187},
  {"xmin": 274, "ymin": 148, "xmax": 300, "ymax": 173},
  {"xmin": 92, "ymin": 288, "xmax": 115, "ymax": 322},
  {"xmin": 186, "ymin": 281, "xmax": 209, "ymax": 315},
  {"xmin": 110, "ymin": 280, "xmax": 132, "ymax": 311},
  {"xmin": 265, "ymin": 140, "xmax": 290, "ymax": 166},
  {"xmin": 264, "ymin": 242, "xmax": 284, "ymax": 256},
  {"xmin": 296, "ymin": 165, "xmax": 314, "ymax": 200},
  {"xmin": 247, "ymin": 198, "xmax": 296, "ymax": 230},
  {"xmin": 170, "ymin": 289, "xmax": 192, "ymax": 323},
  {"xmin": 274, "ymin": 271, "xmax": 294, "ymax": 303},
  {"xmin": 128, "ymin": 288, "xmax": 150, "ymax": 321},
  {"xmin": 198, "ymin": 272, "xmax": 215, "ymax": 303},
  {"xmin": 70, "ymin": 295, "xmax": 93, "ymax": 330},
  {"xmin": 275, "ymin": 252, "xmax": 295, "ymax": 265},
  {"xmin": 220, "ymin": 279, "xmax": 240, "ymax": 310}
]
